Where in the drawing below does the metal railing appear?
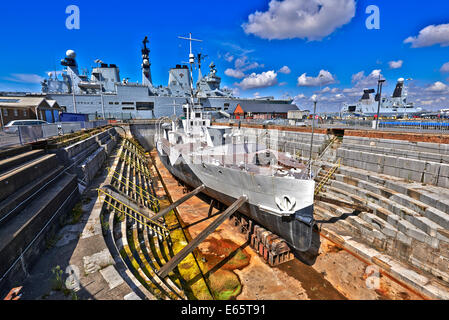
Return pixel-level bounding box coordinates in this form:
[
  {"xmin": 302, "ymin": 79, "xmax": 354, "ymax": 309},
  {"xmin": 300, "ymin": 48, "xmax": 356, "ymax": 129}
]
[
  {"xmin": 315, "ymin": 158, "xmax": 341, "ymax": 196},
  {"xmin": 0, "ymin": 120, "xmax": 109, "ymax": 149},
  {"xmin": 214, "ymin": 118, "xmax": 449, "ymax": 133},
  {"xmin": 97, "ymin": 188, "xmax": 168, "ymax": 239}
]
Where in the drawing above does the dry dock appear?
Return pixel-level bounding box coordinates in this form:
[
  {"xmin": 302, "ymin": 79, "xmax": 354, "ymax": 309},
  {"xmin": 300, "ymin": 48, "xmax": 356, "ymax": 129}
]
[{"xmin": 2, "ymin": 123, "xmax": 449, "ymax": 300}]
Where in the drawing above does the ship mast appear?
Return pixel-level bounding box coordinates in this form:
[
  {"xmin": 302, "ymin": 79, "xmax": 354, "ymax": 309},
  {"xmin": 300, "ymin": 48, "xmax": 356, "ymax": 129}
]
[
  {"xmin": 178, "ymin": 33, "xmax": 202, "ymax": 133},
  {"xmin": 141, "ymin": 36, "xmax": 153, "ymax": 86}
]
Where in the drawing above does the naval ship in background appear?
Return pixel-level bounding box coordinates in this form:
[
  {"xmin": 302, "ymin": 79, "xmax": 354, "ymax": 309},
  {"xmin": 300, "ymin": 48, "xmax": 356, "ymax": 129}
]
[
  {"xmin": 340, "ymin": 78, "xmax": 423, "ymax": 117},
  {"xmin": 41, "ymin": 36, "xmax": 294, "ymax": 120}
]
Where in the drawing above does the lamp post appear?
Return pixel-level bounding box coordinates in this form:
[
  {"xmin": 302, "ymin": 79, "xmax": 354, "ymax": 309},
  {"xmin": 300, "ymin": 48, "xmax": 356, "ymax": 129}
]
[
  {"xmin": 375, "ymin": 78, "xmax": 386, "ymax": 130},
  {"xmin": 308, "ymin": 95, "xmax": 318, "ymax": 178}
]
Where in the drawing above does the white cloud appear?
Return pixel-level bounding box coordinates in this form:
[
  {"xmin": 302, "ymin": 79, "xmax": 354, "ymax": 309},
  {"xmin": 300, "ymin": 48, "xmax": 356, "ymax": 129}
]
[
  {"xmin": 224, "ymin": 55, "xmax": 265, "ymax": 80},
  {"xmin": 278, "ymin": 66, "xmax": 291, "ymax": 74},
  {"xmin": 221, "ymin": 42, "xmax": 255, "ymax": 56},
  {"xmin": 279, "ymin": 82, "xmax": 288, "ymax": 86},
  {"xmin": 224, "ymin": 52, "xmax": 234, "ymax": 62},
  {"xmin": 426, "ymin": 81, "xmax": 449, "ymax": 93},
  {"xmin": 404, "ymin": 23, "xmax": 449, "ymax": 48},
  {"xmin": 440, "ymin": 62, "xmax": 449, "ymax": 73},
  {"xmin": 237, "ymin": 70, "xmax": 278, "ymax": 89},
  {"xmin": 242, "ymin": 0, "xmax": 356, "ymax": 41},
  {"xmin": 297, "ymin": 70, "xmax": 336, "ymax": 87},
  {"xmin": 3, "ymin": 73, "xmax": 45, "ymax": 84},
  {"xmin": 234, "ymin": 56, "xmax": 264, "ymax": 72},
  {"xmin": 388, "ymin": 60, "xmax": 403, "ymax": 69},
  {"xmin": 224, "ymin": 68, "xmax": 245, "ymax": 79},
  {"xmin": 351, "ymin": 69, "xmax": 383, "ymax": 88},
  {"xmin": 294, "ymin": 93, "xmax": 306, "ymax": 100}
]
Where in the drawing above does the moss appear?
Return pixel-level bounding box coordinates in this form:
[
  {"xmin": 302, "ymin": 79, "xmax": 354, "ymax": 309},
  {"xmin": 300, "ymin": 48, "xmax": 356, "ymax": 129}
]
[
  {"xmin": 68, "ymin": 202, "xmax": 84, "ymax": 225},
  {"xmin": 209, "ymin": 270, "xmax": 242, "ymax": 300}
]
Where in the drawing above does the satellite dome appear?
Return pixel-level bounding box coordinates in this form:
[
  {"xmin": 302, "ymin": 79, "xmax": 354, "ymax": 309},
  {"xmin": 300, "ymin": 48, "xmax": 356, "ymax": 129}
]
[
  {"xmin": 66, "ymin": 50, "xmax": 76, "ymax": 59},
  {"xmin": 398, "ymin": 77, "xmax": 405, "ymax": 82},
  {"xmin": 47, "ymin": 72, "xmax": 53, "ymax": 77}
]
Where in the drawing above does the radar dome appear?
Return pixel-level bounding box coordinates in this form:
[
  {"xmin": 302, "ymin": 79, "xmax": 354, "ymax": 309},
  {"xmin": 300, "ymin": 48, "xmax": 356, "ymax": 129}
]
[
  {"xmin": 398, "ymin": 78, "xmax": 405, "ymax": 82},
  {"xmin": 66, "ymin": 50, "xmax": 76, "ymax": 59}
]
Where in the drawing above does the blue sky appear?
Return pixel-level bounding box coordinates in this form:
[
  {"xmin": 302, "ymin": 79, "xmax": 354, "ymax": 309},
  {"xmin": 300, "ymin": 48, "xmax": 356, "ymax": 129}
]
[{"xmin": 1, "ymin": 0, "xmax": 449, "ymax": 111}]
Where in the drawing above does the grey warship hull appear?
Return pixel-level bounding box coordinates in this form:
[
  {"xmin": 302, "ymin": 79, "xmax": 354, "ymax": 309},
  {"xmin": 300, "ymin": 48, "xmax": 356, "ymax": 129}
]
[{"xmin": 156, "ymin": 145, "xmax": 314, "ymax": 252}]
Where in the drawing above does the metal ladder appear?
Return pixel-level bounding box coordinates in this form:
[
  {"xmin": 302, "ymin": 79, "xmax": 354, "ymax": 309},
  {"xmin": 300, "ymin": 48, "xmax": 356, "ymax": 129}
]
[{"xmin": 314, "ymin": 158, "xmax": 341, "ymax": 196}]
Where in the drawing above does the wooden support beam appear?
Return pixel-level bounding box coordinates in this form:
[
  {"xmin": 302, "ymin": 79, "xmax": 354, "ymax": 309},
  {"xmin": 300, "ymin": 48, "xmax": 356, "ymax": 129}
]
[
  {"xmin": 157, "ymin": 195, "xmax": 248, "ymax": 279},
  {"xmin": 207, "ymin": 199, "xmax": 216, "ymax": 217},
  {"xmin": 100, "ymin": 185, "xmax": 156, "ymax": 219},
  {"xmin": 315, "ymin": 195, "xmax": 371, "ymax": 213},
  {"xmin": 152, "ymin": 184, "xmax": 206, "ymax": 220}
]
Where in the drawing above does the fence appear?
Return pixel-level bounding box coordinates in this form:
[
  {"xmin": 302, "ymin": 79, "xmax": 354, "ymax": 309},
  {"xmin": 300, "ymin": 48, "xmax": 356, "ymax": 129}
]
[
  {"xmin": 0, "ymin": 121, "xmax": 108, "ymax": 149},
  {"xmin": 215, "ymin": 118, "xmax": 449, "ymax": 133}
]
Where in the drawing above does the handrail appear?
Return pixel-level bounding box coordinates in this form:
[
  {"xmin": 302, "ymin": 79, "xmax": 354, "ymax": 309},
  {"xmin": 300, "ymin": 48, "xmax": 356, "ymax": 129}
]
[
  {"xmin": 97, "ymin": 188, "xmax": 168, "ymax": 239},
  {"xmin": 315, "ymin": 158, "xmax": 341, "ymax": 196},
  {"xmin": 317, "ymin": 136, "xmax": 338, "ymax": 161},
  {"xmin": 107, "ymin": 167, "xmax": 160, "ymax": 211}
]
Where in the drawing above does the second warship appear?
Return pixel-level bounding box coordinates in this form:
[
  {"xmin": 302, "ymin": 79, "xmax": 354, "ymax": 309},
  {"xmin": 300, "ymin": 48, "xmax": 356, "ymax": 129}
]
[
  {"xmin": 41, "ymin": 35, "xmax": 294, "ymax": 120},
  {"xmin": 341, "ymin": 78, "xmax": 423, "ymax": 117}
]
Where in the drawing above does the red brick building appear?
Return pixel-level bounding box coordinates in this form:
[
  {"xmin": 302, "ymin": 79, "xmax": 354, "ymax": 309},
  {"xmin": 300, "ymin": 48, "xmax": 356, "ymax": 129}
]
[
  {"xmin": 233, "ymin": 102, "xmax": 300, "ymax": 120},
  {"xmin": 0, "ymin": 97, "xmax": 61, "ymax": 128}
]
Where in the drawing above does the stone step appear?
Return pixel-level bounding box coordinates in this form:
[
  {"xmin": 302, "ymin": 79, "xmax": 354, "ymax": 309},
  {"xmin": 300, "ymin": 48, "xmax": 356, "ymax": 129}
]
[
  {"xmin": 117, "ymin": 210, "xmax": 164, "ymax": 298},
  {"xmin": 0, "ymin": 145, "xmax": 32, "ymax": 161},
  {"xmin": 327, "ymin": 180, "xmax": 445, "ymax": 246},
  {"xmin": 332, "ymin": 167, "xmax": 449, "ymax": 231},
  {"xmin": 0, "ymin": 149, "xmax": 45, "ymax": 175},
  {"xmin": 319, "ymin": 187, "xmax": 405, "ymax": 242},
  {"xmin": 315, "ymin": 200, "xmax": 383, "ymax": 241},
  {"xmin": 0, "ymin": 154, "xmax": 60, "ymax": 203},
  {"xmin": 0, "ymin": 165, "xmax": 64, "ymax": 225},
  {"xmin": 106, "ymin": 197, "xmax": 157, "ymax": 301},
  {"xmin": 0, "ymin": 172, "xmax": 78, "ymax": 278},
  {"xmin": 320, "ymin": 161, "xmax": 449, "ymax": 227},
  {"xmin": 341, "ymin": 142, "xmax": 448, "ymax": 163},
  {"xmin": 129, "ymin": 223, "xmax": 174, "ymax": 300},
  {"xmin": 113, "ymin": 151, "xmax": 177, "ymax": 300}
]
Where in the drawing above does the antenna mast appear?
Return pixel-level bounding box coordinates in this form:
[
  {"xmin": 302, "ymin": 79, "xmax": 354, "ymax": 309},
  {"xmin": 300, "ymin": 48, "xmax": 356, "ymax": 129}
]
[{"xmin": 178, "ymin": 33, "xmax": 202, "ymax": 95}]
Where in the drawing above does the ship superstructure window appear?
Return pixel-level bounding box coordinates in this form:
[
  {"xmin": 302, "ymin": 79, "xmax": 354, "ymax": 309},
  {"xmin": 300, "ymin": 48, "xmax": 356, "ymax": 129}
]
[
  {"xmin": 122, "ymin": 102, "xmax": 134, "ymax": 105},
  {"xmin": 136, "ymin": 102, "xmax": 154, "ymax": 110},
  {"xmin": 14, "ymin": 110, "xmax": 18, "ymax": 117},
  {"xmin": 23, "ymin": 110, "xmax": 27, "ymax": 117},
  {"xmin": 3, "ymin": 109, "xmax": 7, "ymax": 116},
  {"xmin": 122, "ymin": 107, "xmax": 135, "ymax": 110}
]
